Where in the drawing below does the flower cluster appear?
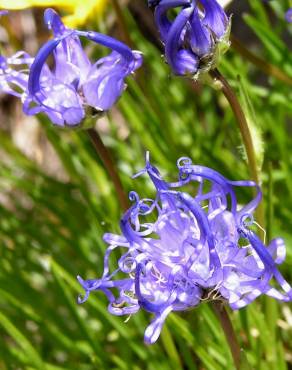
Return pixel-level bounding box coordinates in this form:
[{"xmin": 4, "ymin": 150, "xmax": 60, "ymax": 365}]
[
  {"xmin": 149, "ymin": 0, "xmax": 231, "ymax": 77},
  {"xmin": 78, "ymin": 154, "xmax": 292, "ymax": 344},
  {"xmin": 0, "ymin": 9, "xmax": 142, "ymax": 128}
]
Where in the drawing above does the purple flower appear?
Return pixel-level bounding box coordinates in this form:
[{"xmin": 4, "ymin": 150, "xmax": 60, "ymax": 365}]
[
  {"xmin": 286, "ymin": 9, "xmax": 292, "ymax": 23},
  {"xmin": 78, "ymin": 153, "xmax": 292, "ymax": 344},
  {"xmin": 149, "ymin": 0, "xmax": 230, "ymax": 77},
  {"xmin": 262, "ymin": 2, "xmax": 292, "ymax": 23},
  {"xmin": 0, "ymin": 9, "xmax": 142, "ymax": 128}
]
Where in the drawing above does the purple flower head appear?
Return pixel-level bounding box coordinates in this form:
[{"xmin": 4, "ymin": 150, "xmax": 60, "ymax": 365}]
[
  {"xmin": 150, "ymin": 0, "xmax": 231, "ymax": 77},
  {"xmin": 0, "ymin": 9, "xmax": 142, "ymax": 128},
  {"xmin": 78, "ymin": 153, "xmax": 292, "ymax": 344}
]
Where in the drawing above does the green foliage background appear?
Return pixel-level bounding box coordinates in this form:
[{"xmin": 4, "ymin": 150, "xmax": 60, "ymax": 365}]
[{"xmin": 0, "ymin": 1, "xmax": 292, "ymax": 369}]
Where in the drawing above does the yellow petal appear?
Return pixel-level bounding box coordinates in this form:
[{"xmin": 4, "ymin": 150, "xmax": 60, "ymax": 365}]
[{"xmin": 0, "ymin": 0, "xmax": 107, "ymax": 26}]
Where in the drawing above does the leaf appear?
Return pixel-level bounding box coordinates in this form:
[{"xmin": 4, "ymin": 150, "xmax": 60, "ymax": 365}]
[{"xmin": 0, "ymin": 311, "xmax": 44, "ymax": 368}]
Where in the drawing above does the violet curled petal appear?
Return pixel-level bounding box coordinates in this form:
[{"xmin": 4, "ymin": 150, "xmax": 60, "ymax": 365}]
[
  {"xmin": 228, "ymin": 180, "xmax": 262, "ymax": 220},
  {"xmin": 177, "ymin": 161, "xmax": 238, "ymax": 213},
  {"xmin": 83, "ymin": 68, "xmax": 125, "ymax": 111},
  {"xmin": 232, "ymin": 270, "xmax": 273, "ymax": 309},
  {"xmin": 144, "ymin": 305, "xmax": 173, "ymax": 344},
  {"xmin": 28, "ymin": 37, "xmax": 64, "ymax": 95},
  {"xmin": 142, "ymin": 154, "xmax": 180, "ymax": 213},
  {"xmin": 119, "ymin": 205, "xmax": 156, "ymax": 251},
  {"xmin": 0, "ymin": 73, "xmax": 27, "ymax": 97},
  {"xmin": 62, "ymin": 107, "xmax": 84, "ymax": 126},
  {"xmin": 200, "ymin": 0, "xmax": 228, "ymax": 38},
  {"xmin": 241, "ymin": 228, "xmax": 275, "ymax": 268},
  {"xmin": 178, "ymin": 191, "xmax": 211, "ymax": 244},
  {"xmin": 77, "ymin": 275, "xmax": 91, "ymax": 303},
  {"xmin": 44, "ymin": 8, "xmax": 66, "ymax": 36},
  {"xmin": 0, "ymin": 52, "xmax": 33, "ymax": 98},
  {"xmin": 165, "ymin": 190, "xmax": 222, "ymax": 272},
  {"xmin": 77, "ymin": 31, "xmax": 134, "ymax": 63},
  {"xmin": 173, "ymin": 191, "xmax": 211, "ymax": 245},
  {"xmin": 8, "ymin": 52, "xmax": 34, "ymax": 66},
  {"xmin": 135, "ymin": 264, "xmax": 173, "ymax": 313},
  {"xmin": 265, "ymin": 288, "xmax": 292, "ymax": 302},
  {"xmin": 211, "ymin": 211, "xmax": 238, "ymax": 245},
  {"xmin": 154, "ymin": 0, "xmax": 191, "ymax": 41},
  {"xmin": 144, "ymin": 161, "xmax": 169, "ymax": 191},
  {"xmin": 175, "ymin": 50, "xmax": 199, "ymax": 75},
  {"xmin": 189, "ymin": 5, "xmax": 212, "ymax": 56},
  {"xmin": 131, "ymin": 51, "xmax": 143, "ymax": 70},
  {"xmin": 165, "ymin": 5, "xmax": 195, "ymax": 74},
  {"xmin": 36, "ymin": 80, "xmax": 83, "ymax": 117},
  {"xmin": 108, "ymin": 303, "xmax": 140, "ymax": 316},
  {"xmin": 267, "ymin": 238, "xmax": 286, "ymax": 265},
  {"xmin": 242, "ymin": 229, "xmax": 292, "ymax": 299},
  {"xmin": 78, "ymin": 282, "xmax": 114, "ymax": 305},
  {"xmin": 102, "ymin": 244, "xmax": 124, "ymax": 277},
  {"xmin": 52, "ymin": 35, "xmax": 91, "ymax": 87},
  {"xmin": 181, "ymin": 163, "xmax": 261, "ymax": 221},
  {"xmin": 103, "ymin": 233, "xmax": 129, "ymax": 246}
]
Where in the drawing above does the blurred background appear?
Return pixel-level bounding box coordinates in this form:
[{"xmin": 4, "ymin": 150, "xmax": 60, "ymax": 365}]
[{"xmin": 0, "ymin": 0, "xmax": 292, "ymax": 369}]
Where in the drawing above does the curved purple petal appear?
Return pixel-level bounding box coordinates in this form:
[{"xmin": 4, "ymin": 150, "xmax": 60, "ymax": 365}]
[
  {"xmin": 44, "ymin": 8, "xmax": 66, "ymax": 36},
  {"xmin": 28, "ymin": 37, "xmax": 64, "ymax": 95},
  {"xmin": 199, "ymin": 0, "xmax": 228, "ymax": 38},
  {"xmin": 165, "ymin": 5, "xmax": 197, "ymax": 75}
]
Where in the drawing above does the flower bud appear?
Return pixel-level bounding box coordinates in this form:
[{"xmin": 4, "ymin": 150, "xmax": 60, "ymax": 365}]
[{"xmin": 151, "ymin": 0, "xmax": 231, "ymax": 79}]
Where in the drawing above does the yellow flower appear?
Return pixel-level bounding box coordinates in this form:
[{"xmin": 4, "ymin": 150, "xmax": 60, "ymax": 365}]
[{"xmin": 0, "ymin": 0, "xmax": 107, "ymax": 26}]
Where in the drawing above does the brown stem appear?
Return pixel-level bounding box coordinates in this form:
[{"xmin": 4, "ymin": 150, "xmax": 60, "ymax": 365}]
[
  {"xmin": 210, "ymin": 68, "xmax": 259, "ymax": 185},
  {"xmin": 210, "ymin": 69, "xmax": 265, "ymax": 231},
  {"xmin": 87, "ymin": 128, "xmax": 129, "ymax": 212},
  {"xmin": 213, "ymin": 302, "xmax": 241, "ymax": 370},
  {"xmin": 231, "ymin": 35, "xmax": 292, "ymax": 87}
]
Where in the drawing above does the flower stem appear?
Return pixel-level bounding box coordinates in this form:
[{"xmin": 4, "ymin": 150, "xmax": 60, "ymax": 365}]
[
  {"xmin": 231, "ymin": 35, "xmax": 292, "ymax": 87},
  {"xmin": 210, "ymin": 68, "xmax": 265, "ymax": 231},
  {"xmin": 210, "ymin": 68, "xmax": 259, "ymax": 185},
  {"xmin": 87, "ymin": 128, "xmax": 128, "ymax": 212},
  {"xmin": 212, "ymin": 302, "xmax": 241, "ymax": 370}
]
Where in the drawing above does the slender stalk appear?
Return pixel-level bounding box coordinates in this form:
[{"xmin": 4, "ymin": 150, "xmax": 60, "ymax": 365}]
[
  {"xmin": 87, "ymin": 128, "xmax": 129, "ymax": 212},
  {"xmin": 210, "ymin": 68, "xmax": 265, "ymax": 231},
  {"xmin": 210, "ymin": 68, "xmax": 259, "ymax": 185},
  {"xmin": 231, "ymin": 35, "xmax": 292, "ymax": 87},
  {"xmin": 266, "ymin": 162, "xmax": 274, "ymax": 244},
  {"xmin": 212, "ymin": 302, "xmax": 241, "ymax": 370}
]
